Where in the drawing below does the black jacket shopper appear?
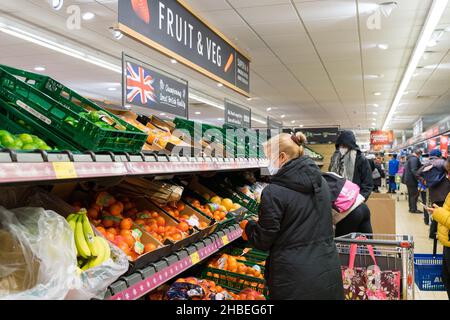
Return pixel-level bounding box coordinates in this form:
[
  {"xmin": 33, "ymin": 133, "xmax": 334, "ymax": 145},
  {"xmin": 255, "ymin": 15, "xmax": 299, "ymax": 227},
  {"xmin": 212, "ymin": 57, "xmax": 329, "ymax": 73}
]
[
  {"xmin": 245, "ymin": 156, "xmax": 344, "ymax": 300},
  {"xmin": 329, "ymin": 131, "xmax": 374, "ymax": 200}
]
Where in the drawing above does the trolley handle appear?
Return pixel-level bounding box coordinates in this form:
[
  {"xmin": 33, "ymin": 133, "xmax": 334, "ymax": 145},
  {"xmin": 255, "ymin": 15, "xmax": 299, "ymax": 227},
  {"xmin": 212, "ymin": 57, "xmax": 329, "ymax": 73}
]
[{"xmin": 335, "ymin": 238, "xmax": 412, "ymax": 248}]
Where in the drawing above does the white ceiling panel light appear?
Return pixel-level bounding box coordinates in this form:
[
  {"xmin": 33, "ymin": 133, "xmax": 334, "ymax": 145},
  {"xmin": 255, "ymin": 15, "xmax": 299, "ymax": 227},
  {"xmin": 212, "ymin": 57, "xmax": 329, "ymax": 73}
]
[
  {"xmin": 383, "ymin": 0, "xmax": 448, "ymax": 130},
  {"xmin": 377, "ymin": 44, "xmax": 389, "ymax": 50},
  {"xmin": 170, "ymin": 59, "xmax": 177, "ymax": 64},
  {"xmin": 190, "ymin": 93, "xmax": 224, "ymax": 110},
  {"xmin": 281, "ymin": 115, "xmax": 286, "ymax": 118},
  {"xmin": 0, "ymin": 18, "xmax": 121, "ymax": 74},
  {"xmin": 373, "ymin": 92, "xmax": 381, "ymax": 96},
  {"xmin": 427, "ymin": 29, "xmax": 445, "ymax": 47},
  {"xmin": 217, "ymin": 83, "xmax": 223, "ymax": 87},
  {"xmin": 34, "ymin": 66, "xmax": 45, "ymax": 71},
  {"xmin": 266, "ymin": 107, "xmax": 272, "ymax": 112},
  {"xmin": 107, "ymin": 87, "xmax": 117, "ymax": 91},
  {"xmin": 195, "ymin": 111, "xmax": 201, "ymax": 115},
  {"xmin": 365, "ymin": 74, "xmax": 384, "ymax": 79}
]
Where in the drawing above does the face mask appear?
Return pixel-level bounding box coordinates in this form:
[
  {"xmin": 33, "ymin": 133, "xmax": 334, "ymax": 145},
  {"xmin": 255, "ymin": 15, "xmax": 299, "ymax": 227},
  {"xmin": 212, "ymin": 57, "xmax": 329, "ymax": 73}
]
[
  {"xmin": 268, "ymin": 155, "xmax": 281, "ymax": 176},
  {"xmin": 339, "ymin": 147, "xmax": 349, "ymax": 156}
]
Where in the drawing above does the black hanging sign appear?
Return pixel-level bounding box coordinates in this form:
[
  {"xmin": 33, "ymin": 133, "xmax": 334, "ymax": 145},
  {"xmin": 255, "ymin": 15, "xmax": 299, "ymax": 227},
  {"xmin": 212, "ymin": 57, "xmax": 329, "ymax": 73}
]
[
  {"xmin": 118, "ymin": 0, "xmax": 251, "ymax": 96},
  {"xmin": 122, "ymin": 54, "xmax": 188, "ymax": 118},
  {"xmin": 224, "ymin": 100, "xmax": 251, "ymax": 128}
]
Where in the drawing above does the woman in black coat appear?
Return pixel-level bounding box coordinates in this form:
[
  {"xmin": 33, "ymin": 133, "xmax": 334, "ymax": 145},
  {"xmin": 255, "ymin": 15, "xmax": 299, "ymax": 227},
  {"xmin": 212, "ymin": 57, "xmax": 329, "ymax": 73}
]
[{"xmin": 243, "ymin": 132, "xmax": 344, "ymax": 300}]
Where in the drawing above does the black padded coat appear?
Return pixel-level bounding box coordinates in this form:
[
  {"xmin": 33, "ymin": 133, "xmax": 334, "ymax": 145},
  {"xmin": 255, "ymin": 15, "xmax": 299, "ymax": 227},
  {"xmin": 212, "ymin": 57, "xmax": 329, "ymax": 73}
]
[{"xmin": 245, "ymin": 156, "xmax": 344, "ymax": 300}]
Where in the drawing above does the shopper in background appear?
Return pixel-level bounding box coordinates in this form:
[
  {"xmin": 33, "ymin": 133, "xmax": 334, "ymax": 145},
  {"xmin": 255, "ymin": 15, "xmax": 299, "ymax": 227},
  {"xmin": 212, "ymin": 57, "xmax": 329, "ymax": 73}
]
[
  {"xmin": 374, "ymin": 156, "xmax": 385, "ymax": 193},
  {"xmin": 420, "ymin": 150, "xmax": 450, "ymax": 233},
  {"xmin": 426, "ymin": 157, "xmax": 450, "ymax": 299},
  {"xmin": 367, "ymin": 154, "xmax": 383, "ymax": 193},
  {"xmin": 242, "ymin": 132, "xmax": 344, "ymax": 300},
  {"xmin": 329, "ymin": 130, "xmax": 374, "ymax": 201},
  {"xmin": 388, "ymin": 154, "xmax": 400, "ymax": 193},
  {"xmin": 403, "ymin": 148, "xmax": 423, "ymax": 213}
]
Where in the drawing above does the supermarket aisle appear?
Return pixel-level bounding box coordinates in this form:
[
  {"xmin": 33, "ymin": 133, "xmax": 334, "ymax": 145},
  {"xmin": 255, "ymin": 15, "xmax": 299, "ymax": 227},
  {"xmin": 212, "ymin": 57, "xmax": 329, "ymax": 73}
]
[{"xmin": 394, "ymin": 194, "xmax": 447, "ymax": 300}]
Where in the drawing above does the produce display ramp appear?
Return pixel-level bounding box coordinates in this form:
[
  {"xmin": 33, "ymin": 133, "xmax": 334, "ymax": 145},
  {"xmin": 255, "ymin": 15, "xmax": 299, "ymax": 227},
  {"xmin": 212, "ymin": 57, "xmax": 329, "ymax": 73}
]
[{"xmin": 105, "ymin": 225, "xmax": 242, "ymax": 300}]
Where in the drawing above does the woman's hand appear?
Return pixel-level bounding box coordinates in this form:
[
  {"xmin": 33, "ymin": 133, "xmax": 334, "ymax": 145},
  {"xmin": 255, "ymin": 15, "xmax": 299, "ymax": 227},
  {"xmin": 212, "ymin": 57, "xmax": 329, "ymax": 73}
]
[{"xmin": 426, "ymin": 204, "xmax": 440, "ymax": 215}]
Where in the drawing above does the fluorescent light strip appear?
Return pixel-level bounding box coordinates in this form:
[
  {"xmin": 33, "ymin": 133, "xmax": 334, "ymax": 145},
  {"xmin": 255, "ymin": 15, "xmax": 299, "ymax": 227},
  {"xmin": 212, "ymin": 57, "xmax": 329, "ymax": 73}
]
[
  {"xmin": 253, "ymin": 117, "xmax": 266, "ymax": 125},
  {"xmin": 382, "ymin": 0, "xmax": 448, "ymax": 130},
  {"xmin": 190, "ymin": 93, "xmax": 225, "ymax": 110},
  {"xmin": 0, "ymin": 22, "xmax": 121, "ymax": 74}
]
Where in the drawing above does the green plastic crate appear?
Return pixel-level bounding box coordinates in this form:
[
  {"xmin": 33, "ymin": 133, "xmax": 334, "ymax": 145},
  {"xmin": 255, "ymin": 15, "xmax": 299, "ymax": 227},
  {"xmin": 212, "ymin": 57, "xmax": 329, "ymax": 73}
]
[
  {"xmin": 225, "ymin": 247, "xmax": 268, "ymax": 264},
  {"xmin": 200, "ymin": 179, "xmax": 260, "ymax": 214},
  {"xmin": 0, "ymin": 98, "xmax": 82, "ymax": 152},
  {"xmin": 182, "ymin": 188, "xmax": 236, "ymax": 231},
  {"xmin": 202, "ymin": 267, "xmax": 267, "ymax": 295},
  {"xmin": 0, "ymin": 65, "xmax": 148, "ymax": 153}
]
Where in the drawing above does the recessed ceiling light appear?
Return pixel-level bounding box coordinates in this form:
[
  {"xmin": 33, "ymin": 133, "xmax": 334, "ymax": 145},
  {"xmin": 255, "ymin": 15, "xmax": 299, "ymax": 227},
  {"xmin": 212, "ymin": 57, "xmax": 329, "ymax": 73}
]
[
  {"xmin": 299, "ymin": 124, "xmax": 304, "ymax": 128},
  {"xmin": 372, "ymin": 112, "xmax": 378, "ymax": 115},
  {"xmin": 377, "ymin": 44, "xmax": 389, "ymax": 50},
  {"xmin": 366, "ymin": 74, "xmax": 384, "ymax": 79},
  {"xmin": 403, "ymin": 91, "xmax": 409, "ymax": 95},
  {"xmin": 170, "ymin": 59, "xmax": 177, "ymax": 64},
  {"xmin": 266, "ymin": 107, "xmax": 272, "ymax": 111},
  {"xmin": 82, "ymin": 12, "xmax": 95, "ymax": 20},
  {"xmin": 217, "ymin": 83, "xmax": 223, "ymax": 87},
  {"xmin": 217, "ymin": 117, "xmax": 224, "ymax": 121},
  {"xmin": 34, "ymin": 66, "xmax": 45, "ymax": 71},
  {"xmin": 160, "ymin": 113, "xmax": 166, "ymax": 116},
  {"xmin": 51, "ymin": 0, "xmax": 64, "ymax": 11},
  {"xmin": 281, "ymin": 115, "xmax": 286, "ymax": 118},
  {"xmin": 291, "ymin": 120, "xmax": 296, "ymax": 124},
  {"xmin": 247, "ymin": 97, "xmax": 252, "ymax": 101},
  {"xmin": 107, "ymin": 87, "xmax": 117, "ymax": 91},
  {"xmin": 109, "ymin": 28, "xmax": 123, "ymax": 40},
  {"xmin": 195, "ymin": 111, "xmax": 201, "ymax": 115},
  {"xmin": 372, "ymin": 123, "xmax": 377, "ymax": 126},
  {"xmin": 373, "ymin": 92, "xmax": 381, "ymax": 96},
  {"xmin": 370, "ymin": 104, "xmax": 379, "ymax": 108}
]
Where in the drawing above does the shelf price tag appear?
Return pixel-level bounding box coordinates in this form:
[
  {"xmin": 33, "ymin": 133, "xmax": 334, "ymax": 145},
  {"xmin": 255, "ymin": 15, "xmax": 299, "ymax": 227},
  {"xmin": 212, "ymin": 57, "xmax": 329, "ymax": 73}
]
[
  {"xmin": 52, "ymin": 162, "xmax": 77, "ymax": 180},
  {"xmin": 190, "ymin": 252, "xmax": 200, "ymax": 265},
  {"xmin": 221, "ymin": 235, "xmax": 229, "ymax": 246}
]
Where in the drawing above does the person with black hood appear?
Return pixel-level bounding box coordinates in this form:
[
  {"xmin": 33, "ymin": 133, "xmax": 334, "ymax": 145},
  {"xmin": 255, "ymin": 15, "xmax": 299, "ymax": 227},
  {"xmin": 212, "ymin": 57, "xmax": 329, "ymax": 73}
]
[
  {"xmin": 329, "ymin": 130, "xmax": 374, "ymax": 201},
  {"xmin": 403, "ymin": 148, "xmax": 423, "ymax": 213},
  {"xmin": 241, "ymin": 132, "xmax": 344, "ymax": 300}
]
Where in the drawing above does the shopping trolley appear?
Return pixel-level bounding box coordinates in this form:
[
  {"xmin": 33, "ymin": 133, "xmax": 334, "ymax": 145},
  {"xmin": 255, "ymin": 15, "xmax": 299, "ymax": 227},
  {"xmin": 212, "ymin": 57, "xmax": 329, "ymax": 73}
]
[{"xmin": 335, "ymin": 233, "xmax": 415, "ymax": 300}]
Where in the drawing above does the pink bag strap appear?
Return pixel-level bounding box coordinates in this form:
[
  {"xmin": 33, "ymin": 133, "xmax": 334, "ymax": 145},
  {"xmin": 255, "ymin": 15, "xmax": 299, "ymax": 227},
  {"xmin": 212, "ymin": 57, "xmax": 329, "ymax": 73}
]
[{"xmin": 348, "ymin": 236, "xmax": 378, "ymax": 270}]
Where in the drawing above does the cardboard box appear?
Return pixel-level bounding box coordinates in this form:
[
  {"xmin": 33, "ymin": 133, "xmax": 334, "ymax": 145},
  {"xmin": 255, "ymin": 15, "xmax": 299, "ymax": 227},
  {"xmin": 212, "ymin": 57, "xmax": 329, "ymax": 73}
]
[{"xmin": 366, "ymin": 197, "xmax": 396, "ymax": 235}]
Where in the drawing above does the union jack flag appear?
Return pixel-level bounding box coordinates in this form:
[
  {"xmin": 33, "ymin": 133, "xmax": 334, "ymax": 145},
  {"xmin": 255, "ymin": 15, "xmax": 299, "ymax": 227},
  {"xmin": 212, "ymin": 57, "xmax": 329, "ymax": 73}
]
[{"xmin": 126, "ymin": 62, "xmax": 156, "ymax": 105}]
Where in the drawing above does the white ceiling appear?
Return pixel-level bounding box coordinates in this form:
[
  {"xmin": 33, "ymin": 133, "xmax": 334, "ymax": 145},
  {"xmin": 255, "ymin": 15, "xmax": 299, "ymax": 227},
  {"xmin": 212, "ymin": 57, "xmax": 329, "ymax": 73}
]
[{"xmin": 0, "ymin": 0, "xmax": 449, "ymax": 135}]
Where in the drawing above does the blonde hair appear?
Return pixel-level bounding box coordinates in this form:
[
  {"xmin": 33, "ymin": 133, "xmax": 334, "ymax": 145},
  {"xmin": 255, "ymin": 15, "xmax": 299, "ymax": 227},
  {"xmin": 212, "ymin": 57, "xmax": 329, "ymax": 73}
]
[{"xmin": 264, "ymin": 132, "xmax": 307, "ymax": 160}]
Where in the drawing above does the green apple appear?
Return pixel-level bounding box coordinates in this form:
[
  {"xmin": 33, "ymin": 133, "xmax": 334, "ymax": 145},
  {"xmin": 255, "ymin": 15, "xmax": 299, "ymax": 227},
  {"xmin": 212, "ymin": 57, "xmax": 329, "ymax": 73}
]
[
  {"xmin": 18, "ymin": 133, "xmax": 34, "ymax": 145},
  {"xmin": 1, "ymin": 135, "xmax": 15, "ymax": 148},
  {"xmin": 22, "ymin": 143, "xmax": 37, "ymax": 151}
]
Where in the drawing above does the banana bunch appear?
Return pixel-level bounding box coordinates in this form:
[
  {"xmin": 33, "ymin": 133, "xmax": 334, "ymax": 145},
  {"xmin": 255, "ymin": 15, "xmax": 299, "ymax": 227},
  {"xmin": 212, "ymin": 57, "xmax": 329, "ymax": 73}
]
[{"xmin": 67, "ymin": 209, "xmax": 111, "ymax": 272}]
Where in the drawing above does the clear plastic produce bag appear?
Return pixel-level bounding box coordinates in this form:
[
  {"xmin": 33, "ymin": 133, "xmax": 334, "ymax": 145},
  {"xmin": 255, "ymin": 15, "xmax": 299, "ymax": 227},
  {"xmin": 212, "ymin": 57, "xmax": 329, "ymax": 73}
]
[
  {"xmin": 22, "ymin": 189, "xmax": 129, "ymax": 300},
  {"xmin": 0, "ymin": 206, "xmax": 76, "ymax": 300}
]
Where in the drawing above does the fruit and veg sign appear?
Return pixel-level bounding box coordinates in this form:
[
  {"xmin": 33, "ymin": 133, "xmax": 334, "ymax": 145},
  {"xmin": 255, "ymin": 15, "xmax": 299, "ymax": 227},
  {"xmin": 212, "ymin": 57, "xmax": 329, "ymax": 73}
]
[
  {"xmin": 118, "ymin": 0, "xmax": 250, "ymax": 96},
  {"xmin": 122, "ymin": 54, "xmax": 188, "ymax": 118}
]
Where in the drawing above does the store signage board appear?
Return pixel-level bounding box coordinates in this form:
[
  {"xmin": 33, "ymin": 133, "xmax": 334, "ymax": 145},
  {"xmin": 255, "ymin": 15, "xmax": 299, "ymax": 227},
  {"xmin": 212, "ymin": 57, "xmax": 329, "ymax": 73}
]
[
  {"xmin": 441, "ymin": 135, "xmax": 449, "ymax": 158},
  {"xmin": 299, "ymin": 127, "xmax": 340, "ymax": 145},
  {"xmin": 370, "ymin": 130, "xmax": 394, "ymax": 146},
  {"xmin": 118, "ymin": 0, "xmax": 251, "ymax": 96},
  {"xmin": 122, "ymin": 54, "xmax": 188, "ymax": 118},
  {"xmin": 224, "ymin": 100, "xmax": 251, "ymax": 128}
]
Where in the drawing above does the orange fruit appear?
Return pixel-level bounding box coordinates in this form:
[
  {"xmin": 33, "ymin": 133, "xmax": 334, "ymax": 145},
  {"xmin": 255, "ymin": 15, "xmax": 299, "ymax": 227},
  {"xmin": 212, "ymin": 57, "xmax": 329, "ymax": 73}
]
[
  {"xmin": 118, "ymin": 242, "xmax": 131, "ymax": 256},
  {"xmin": 178, "ymin": 221, "xmax": 189, "ymax": 232},
  {"xmin": 144, "ymin": 243, "xmax": 157, "ymax": 253},
  {"xmin": 177, "ymin": 202, "xmax": 185, "ymax": 212},
  {"xmin": 129, "ymin": 251, "xmax": 139, "ymax": 261},
  {"xmin": 151, "ymin": 211, "xmax": 159, "ymax": 219},
  {"xmin": 199, "ymin": 222, "xmax": 208, "ymax": 229},
  {"xmin": 157, "ymin": 226, "xmax": 165, "ymax": 234},
  {"xmin": 135, "ymin": 219, "xmax": 146, "ymax": 226},
  {"xmin": 238, "ymin": 265, "xmax": 246, "ymax": 274},
  {"xmin": 106, "ymin": 228, "xmax": 118, "ymax": 235},
  {"xmin": 120, "ymin": 218, "xmax": 133, "ymax": 230},
  {"xmin": 172, "ymin": 233, "xmax": 182, "ymax": 241},
  {"xmin": 96, "ymin": 226, "xmax": 106, "ymax": 235},
  {"xmin": 218, "ymin": 212, "xmax": 226, "ymax": 220},
  {"xmin": 102, "ymin": 219, "xmax": 114, "ymax": 228},
  {"xmin": 87, "ymin": 208, "xmax": 99, "ymax": 220},
  {"xmin": 123, "ymin": 234, "xmax": 135, "ymax": 248},
  {"xmin": 120, "ymin": 229, "xmax": 132, "ymax": 237},
  {"xmin": 156, "ymin": 216, "xmax": 166, "ymax": 227},
  {"xmin": 110, "ymin": 202, "xmax": 124, "ymax": 216},
  {"xmin": 105, "ymin": 232, "xmax": 115, "ymax": 242}
]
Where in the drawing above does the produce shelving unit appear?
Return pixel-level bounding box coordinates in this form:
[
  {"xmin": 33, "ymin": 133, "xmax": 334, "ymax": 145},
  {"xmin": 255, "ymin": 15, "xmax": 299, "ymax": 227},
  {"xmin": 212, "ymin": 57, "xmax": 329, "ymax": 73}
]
[
  {"xmin": 0, "ymin": 150, "xmax": 268, "ymax": 185},
  {"xmin": 105, "ymin": 225, "xmax": 242, "ymax": 300},
  {"xmin": 0, "ymin": 148, "xmax": 267, "ymax": 300}
]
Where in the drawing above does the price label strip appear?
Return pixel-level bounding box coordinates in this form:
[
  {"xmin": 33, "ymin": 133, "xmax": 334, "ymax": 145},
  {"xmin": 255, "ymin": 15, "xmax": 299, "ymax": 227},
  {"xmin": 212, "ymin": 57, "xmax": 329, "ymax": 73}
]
[
  {"xmin": 190, "ymin": 252, "xmax": 200, "ymax": 265},
  {"xmin": 221, "ymin": 234, "xmax": 230, "ymax": 246},
  {"xmin": 52, "ymin": 162, "xmax": 77, "ymax": 180}
]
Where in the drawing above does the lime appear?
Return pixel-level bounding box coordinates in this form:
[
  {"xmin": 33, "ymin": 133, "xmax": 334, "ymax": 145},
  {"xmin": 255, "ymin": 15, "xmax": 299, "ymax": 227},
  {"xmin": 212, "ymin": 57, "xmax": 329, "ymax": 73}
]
[
  {"xmin": 22, "ymin": 143, "xmax": 37, "ymax": 151},
  {"xmin": 1, "ymin": 135, "xmax": 15, "ymax": 148},
  {"xmin": 18, "ymin": 133, "xmax": 34, "ymax": 144},
  {"xmin": 13, "ymin": 140, "xmax": 23, "ymax": 150},
  {"xmin": 0, "ymin": 130, "xmax": 11, "ymax": 138},
  {"xmin": 89, "ymin": 111, "xmax": 101, "ymax": 122},
  {"xmin": 16, "ymin": 120, "xmax": 26, "ymax": 127},
  {"xmin": 41, "ymin": 145, "xmax": 52, "ymax": 151}
]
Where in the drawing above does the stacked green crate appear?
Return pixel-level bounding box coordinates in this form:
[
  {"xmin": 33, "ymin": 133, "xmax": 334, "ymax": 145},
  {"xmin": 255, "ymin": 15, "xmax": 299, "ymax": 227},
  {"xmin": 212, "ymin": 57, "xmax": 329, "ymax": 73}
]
[
  {"xmin": 223, "ymin": 123, "xmax": 245, "ymax": 158},
  {"xmin": 0, "ymin": 65, "xmax": 148, "ymax": 153}
]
